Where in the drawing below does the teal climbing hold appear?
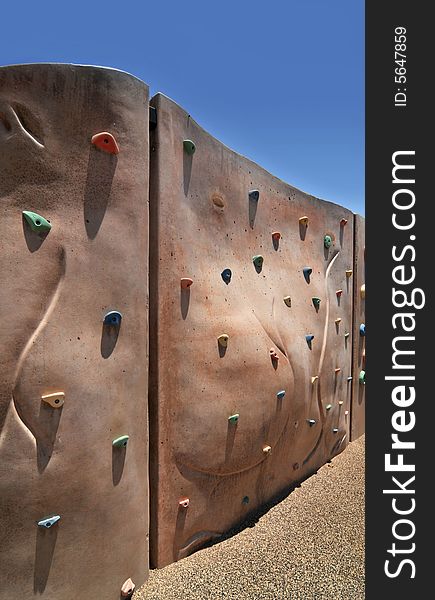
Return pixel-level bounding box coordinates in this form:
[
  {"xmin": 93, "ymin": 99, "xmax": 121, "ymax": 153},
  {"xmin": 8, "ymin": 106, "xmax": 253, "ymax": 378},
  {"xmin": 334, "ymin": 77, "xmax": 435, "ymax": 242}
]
[
  {"xmin": 276, "ymin": 390, "xmax": 286, "ymax": 400},
  {"xmin": 242, "ymin": 496, "xmax": 250, "ymax": 504},
  {"xmin": 324, "ymin": 235, "xmax": 332, "ymax": 249},
  {"xmin": 37, "ymin": 515, "xmax": 60, "ymax": 529},
  {"xmin": 359, "ymin": 370, "xmax": 366, "ymax": 385},
  {"xmin": 22, "ymin": 211, "xmax": 52, "ymax": 234},
  {"xmin": 228, "ymin": 414, "xmax": 239, "ymax": 424},
  {"xmin": 112, "ymin": 435, "xmax": 129, "ymax": 448},
  {"xmin": 183, "ymin": 140, "xmax": 196, "ymax": 155}
]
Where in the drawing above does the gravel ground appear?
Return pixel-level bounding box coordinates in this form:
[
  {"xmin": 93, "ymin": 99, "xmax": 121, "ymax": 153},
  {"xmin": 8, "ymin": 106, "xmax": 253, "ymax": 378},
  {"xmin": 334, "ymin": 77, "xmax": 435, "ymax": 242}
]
[{"xmin": 136, "ymin": 435, "xmax": 365, "ymax": 600}]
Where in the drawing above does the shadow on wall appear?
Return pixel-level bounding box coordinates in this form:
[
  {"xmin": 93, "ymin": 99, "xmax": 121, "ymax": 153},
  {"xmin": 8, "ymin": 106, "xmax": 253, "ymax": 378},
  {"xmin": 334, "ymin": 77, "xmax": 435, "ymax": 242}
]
[{"xmin": 84, "ymin": 148, "xmax": 117, "ymax": 239}]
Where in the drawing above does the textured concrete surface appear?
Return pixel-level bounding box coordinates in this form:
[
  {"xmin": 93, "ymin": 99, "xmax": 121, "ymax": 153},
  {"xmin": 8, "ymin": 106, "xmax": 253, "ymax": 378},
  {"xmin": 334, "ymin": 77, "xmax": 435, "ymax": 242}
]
[
  {"xmin": 0, "ymin": 64, "xmax": 149, "ymax": 600},
  {"xmin": 137, "ymin": 435, "xmax": 365, "ymax": 600},
  {"xmin": 149, "ymin": 93, "xmax": 357, "ymax": 568}
]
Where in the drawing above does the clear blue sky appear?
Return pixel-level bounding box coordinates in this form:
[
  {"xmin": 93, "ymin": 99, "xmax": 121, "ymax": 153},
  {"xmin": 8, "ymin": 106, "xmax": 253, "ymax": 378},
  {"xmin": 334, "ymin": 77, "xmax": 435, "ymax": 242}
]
[{"xmin": 1, "ymin": 1, "xmax": 364, "ymax": 215}]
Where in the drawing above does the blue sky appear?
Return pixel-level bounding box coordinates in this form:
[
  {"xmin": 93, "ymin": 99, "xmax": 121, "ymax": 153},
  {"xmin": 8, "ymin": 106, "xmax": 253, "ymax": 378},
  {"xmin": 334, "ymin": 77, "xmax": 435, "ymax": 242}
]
[{"xmin": 1, "ymin": 1, "xmax": 364, "ymax": 215}]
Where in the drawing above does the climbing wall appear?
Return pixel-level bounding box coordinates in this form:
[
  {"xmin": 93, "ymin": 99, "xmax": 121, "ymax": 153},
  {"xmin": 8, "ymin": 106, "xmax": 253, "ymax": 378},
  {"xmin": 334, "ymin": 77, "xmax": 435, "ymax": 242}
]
[
  {"xmin": 149, "ymin": 93, "xmax": 356, "ymax": 568},
  {"xmin": 0, "ymin": 65, "xmax": 149, "ymax": 599},
  {"xmin": 351, "ymin": 214, "xmax": 366, "ymax": 440}
]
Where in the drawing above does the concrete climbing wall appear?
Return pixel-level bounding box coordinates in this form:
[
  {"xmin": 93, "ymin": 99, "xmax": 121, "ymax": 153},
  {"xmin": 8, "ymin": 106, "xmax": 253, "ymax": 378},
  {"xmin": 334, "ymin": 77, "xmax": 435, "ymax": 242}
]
[
  {"xmin": 351, "ymin": 214, "xmax": 366, "ymax": 440},
  {"xmin": 149, "ymin": 93, "xmax": 357, "ymax": 568},
  {"xmin": 0, "ymin": 64, "xmax": 149, "ymax": 599}
]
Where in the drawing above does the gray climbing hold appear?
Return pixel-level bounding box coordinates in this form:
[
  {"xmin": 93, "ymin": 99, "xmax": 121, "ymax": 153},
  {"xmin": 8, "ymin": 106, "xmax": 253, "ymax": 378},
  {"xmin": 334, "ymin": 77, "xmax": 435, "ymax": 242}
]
[
  {"xmin": 104, "ymin": 310, "xmax": 122, "ymax": 326},
  {"xmin": 37, "ymin": 515, "xmax": 61, "ymax": 529},
  {"xmin": 221, "ymin": 269, "xmax": 232, "ymax": 284},
  {"xmin": 183, "ymin": 140, "xmax": 196, "ymax": 155},
  {"xmin": 249, "ymin": 190, "xmax": 259, "ymax": 202},
  {"xmin": 303, "ymin": 267, "xmax": 312, "ymax": 283}
]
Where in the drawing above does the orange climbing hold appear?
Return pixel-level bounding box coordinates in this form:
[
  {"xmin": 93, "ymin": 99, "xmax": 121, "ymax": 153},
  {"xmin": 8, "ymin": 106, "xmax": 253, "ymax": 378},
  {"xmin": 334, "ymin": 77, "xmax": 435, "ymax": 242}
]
[
  {"xmin": 91, "ymin": 132, "xmax": 120, "ymax": 155},
  {"xmin": 180, "ymin": 277, "xmax": 193, "ymax": 289}
]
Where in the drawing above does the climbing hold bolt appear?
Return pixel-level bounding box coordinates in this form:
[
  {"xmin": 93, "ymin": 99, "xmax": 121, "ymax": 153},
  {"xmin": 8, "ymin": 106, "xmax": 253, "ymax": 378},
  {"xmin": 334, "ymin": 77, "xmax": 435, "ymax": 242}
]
[
  {"xmin": 303, "ymin": 267, "xmax": 312, "ymax": 283},
  {"xmin": 248, "ymin": 189, "xmax": 259, "ymax": 202},
  {"xmin": 41, "ymin": 392, "xmax": 65, "ymax": 408},
  {"xmin": 103, "ymin": 310, "xmax": 122, "ymax": 326},
  {"xmin": 336, "ymin": 289, "xmax": 343, "ymax": 297},
  {"xmin": 324, "ymin": 235, "xmax": 332, "ymax": 249},
  {"xmin": 359, "ymin": 370, "xmax": 366, "ymax": 385},
  {"xmin": 360, "ymin": 323, "xmax": 366, "ymax": 336},
  {"xmin": 299, "ymin": 216, "xmax": 309, "ymax": 226},
  {"xmin": 37, "ymin": 515, "xmax": 61, "ymax": 529},
  {"xmin": 272, "ymin": 231, "xmax": 281, "ymax": 241},
  {"xmin": 221, "ymin": 269, "xmax": 232, "ymax": 284},
  {"xmin": 112, "ymin": 435, "xmax": 129, "ymax": 448},
  {"xmin": 120, "ymin": 579, "xmax": 136, "ymax": 598},
  {"xmin": 180, "ymin": 277, "xmax": 193, "ymax": 289},
  {"xmin": 283, "ymin": 296, "xmax": 292, "ymax": 308},
  {"xmin": 242, "ymin": 496, "xmax": 250, "ymax": 504},
  {"xmin": 263, "ymin": 445, "xmax": 272, "ymax": 454},
  {"xmin": 311, "ymin": 376, "xmax": 319, "ymax": 384},
  {"xmin": 228, "ymin": 414, "xmax": 239, "ymax": 424},
  {"xmin": 218, "ymin": 334, "xmax": 229, "ymax": 348},
  {"xmin": 183, "ymin": 139, "xmax": 196, "ymax": 155},
  {"xmin": 307, "ymin": 419, "xmax": 316, "ymax": 426},
  {"xmin": 179, "ymin": 498, "xmax": 190, "ymax": 508},
  {"xmin": 312, "ymin": 297, "xmax": 321, "ymax": 309},
  {"xmin": 340, "ymin": 218, "xmax": 348, "ymax": 226},
  {"xmin": 326, "ymin": 404, "xmax": 332, "ymax": 411},
  {"xmin": 253, "ymin": 255, "xmax": 264, "ymax": 269},
  {"xmin": 276, "ymin": 390, "xmax": 286, "ymax": 400},
  {"xmin": 345, "ymin": 269, "xmax": 353, "ymax": 277},
  {"xmin": 22, "ymin": 211, "xmax": 52, "ymax": 234},
  {"xmin": 361, "ymin": 284, "xmax": 366, "ymax": 299},
  {"xmin": 91, "ymin": 132, "xmax": 119, "ymax": 155}
]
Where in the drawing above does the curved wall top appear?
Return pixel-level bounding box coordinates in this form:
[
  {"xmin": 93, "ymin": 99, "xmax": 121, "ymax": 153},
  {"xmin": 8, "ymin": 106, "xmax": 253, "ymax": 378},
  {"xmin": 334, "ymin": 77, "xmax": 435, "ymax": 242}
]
[{"xmin": 0, "ymin": 64, "xmax": 149, "ymax": 599}]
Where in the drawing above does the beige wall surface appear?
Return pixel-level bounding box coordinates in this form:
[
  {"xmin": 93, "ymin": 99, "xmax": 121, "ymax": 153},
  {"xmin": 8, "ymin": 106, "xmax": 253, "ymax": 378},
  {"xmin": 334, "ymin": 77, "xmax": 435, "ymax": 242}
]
[
  {"xmin": 149, "ymin": 93, "xmax": 359, "ymax": 568},
  {"xmin": 0, "ymin": 64, "xmax": 149, "ymax": 600}
]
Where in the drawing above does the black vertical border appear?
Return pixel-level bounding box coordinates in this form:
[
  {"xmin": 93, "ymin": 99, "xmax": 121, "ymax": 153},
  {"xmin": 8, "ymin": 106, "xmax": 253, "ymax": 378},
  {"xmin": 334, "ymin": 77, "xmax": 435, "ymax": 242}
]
[{"xmin": 366, "ymin": 3, "xmax": 430, "ymax": 597}]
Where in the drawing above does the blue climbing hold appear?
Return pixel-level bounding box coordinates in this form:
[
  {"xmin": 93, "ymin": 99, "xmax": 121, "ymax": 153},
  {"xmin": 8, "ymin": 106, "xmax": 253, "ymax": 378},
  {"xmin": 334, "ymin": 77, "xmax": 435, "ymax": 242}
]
[
  {"xmin": 360, "ymin": 323, "xmax": 366, "ymax": 336},
  {"xmin": 221, "ymin": 269, "xmax": 232, "ymax": 284},
  {"xmin": 276, "ymin": 390, "xmax": 286, "ymax": 400},
  {"xmin": 306, "ymin": 334, "xmax": 314, "ymax": 346},
  {"xmin": 104, "ymin": 310, "xmax": 122, "ymax": 326},
  {"xmin": 303, "ymin": 267, "xmax": 312, "ymax": 283}
]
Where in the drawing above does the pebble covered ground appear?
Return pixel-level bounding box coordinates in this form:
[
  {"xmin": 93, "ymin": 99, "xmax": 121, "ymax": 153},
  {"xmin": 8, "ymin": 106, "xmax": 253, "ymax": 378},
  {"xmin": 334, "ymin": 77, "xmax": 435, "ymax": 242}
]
[{"xmin": 136, "ymin": 435, "xmax": 365, "ymax": 600}]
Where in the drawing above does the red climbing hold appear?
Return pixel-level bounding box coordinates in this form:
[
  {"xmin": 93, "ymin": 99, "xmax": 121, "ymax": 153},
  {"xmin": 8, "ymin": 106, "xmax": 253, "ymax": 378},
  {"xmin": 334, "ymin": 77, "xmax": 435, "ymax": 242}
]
[
  {"xmin": 91, "ymin": 132, "xmax": 120, "ymax": 155},
  {"xmin": 272, "ymin": 231, "xmax": 281, "ymax": 241},
  {"xmin": 180, "ymin": 277, "xmax": 193, "ymax": 289},
  {"xmin": 340, "ymin": 218, "xmax": 348, "ymax": 226}
]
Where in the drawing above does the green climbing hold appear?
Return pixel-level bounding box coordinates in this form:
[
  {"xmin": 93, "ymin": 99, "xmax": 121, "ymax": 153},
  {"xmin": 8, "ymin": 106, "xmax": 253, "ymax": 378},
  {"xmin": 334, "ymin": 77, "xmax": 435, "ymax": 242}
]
[
  {"xmin": 359, "ymin": 370, "xmax": 366, "ymax": 385},
  {"xmin": 183, "ymin": 139, "xmax": 196, "ymax": 155},
  {"xmin": 324, "ymin": 235, "xmax": 332, "ymax": 249},
  {"xmin": 228, "ymin": 414, "xmax": 239, "ymax": 424},
  {"xmin": 112, "ymin": 435, "xmax": 129, "ymax": 448},
  {"xmin": 22, "ymin": 211, "xmax": 52, "ymax": 234},
  {"xmin": 252, "ymin": 255, "xmax": 264, "ymax": 270},
  {"xmin": 312, "ymin": 297, "xmax": 321, "ymax": 309}
]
